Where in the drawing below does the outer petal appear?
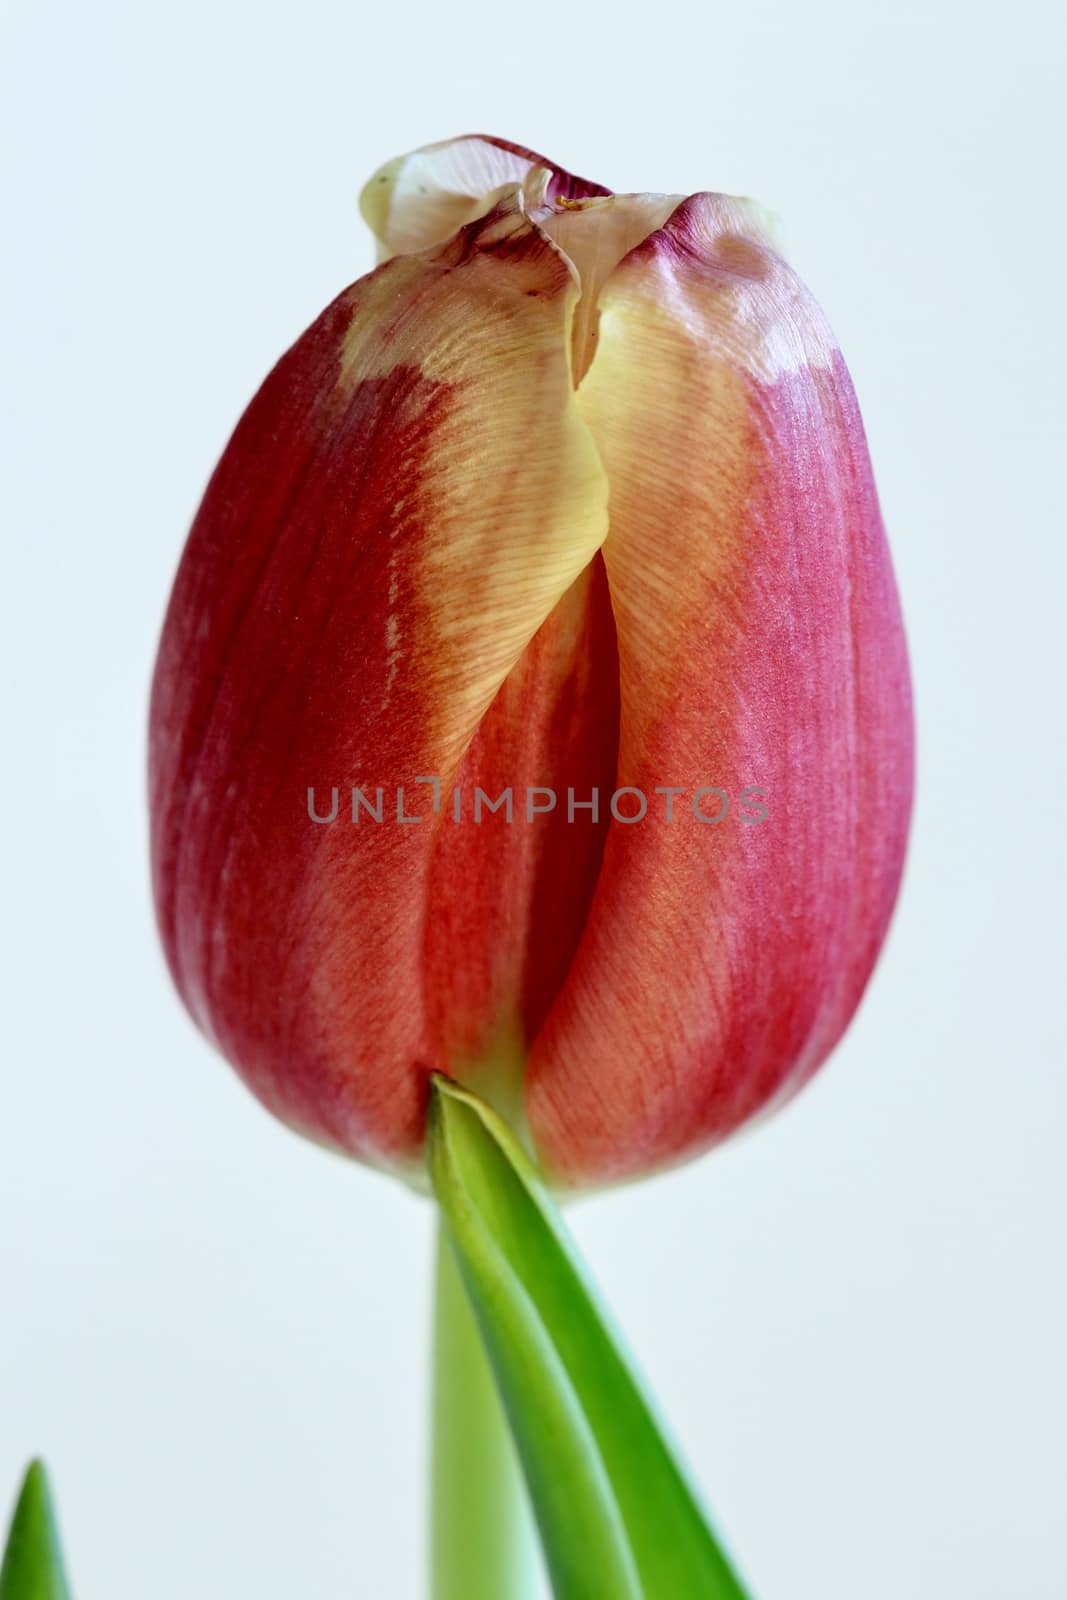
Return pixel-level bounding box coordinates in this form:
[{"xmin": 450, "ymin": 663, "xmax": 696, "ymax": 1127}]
[
  {"xmin": 360, "ymin": 133, "xmax": 611, "ymax": 260},
  {"xmin": 526, "ymin": 194, "xmax": 914, "ymax": 1187},
  {"xmin": 149, "ymin": 190, "xmax": 609, "ymax": 1173}
]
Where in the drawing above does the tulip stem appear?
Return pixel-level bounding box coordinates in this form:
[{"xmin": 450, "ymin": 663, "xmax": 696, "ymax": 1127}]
[{"xmin": 431, "ymin": 1218, "xmax": 541, "ymax": 1600}]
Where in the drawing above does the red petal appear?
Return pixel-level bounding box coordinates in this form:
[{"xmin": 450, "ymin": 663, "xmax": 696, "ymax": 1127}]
[
  {"xmin": 526, "ymin": 195, "xmax": 914, "ymax": 1186},
  {"xmin": 150, "ymin": 191, "xmax": 608, "ymax": 1172}
]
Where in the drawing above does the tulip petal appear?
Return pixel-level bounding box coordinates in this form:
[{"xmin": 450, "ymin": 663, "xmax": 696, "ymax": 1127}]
[
  {"xmin": 540, "ymin": 193, "xmax": 683, "ymax": 382},
  {"xmin": 150, "ymin": 188, "xmax": 609, "ymax": 1171},
  {"xmin": 526, "ymin": 194, "xmax": 914, "ymax": 1186},
  {"xmin": 422, "ymin": 556, "xmax": 619, "ymax": 1097},
  {"xmin": 360, "ymin": 134, "xmax": 611, "ymax": 260}
]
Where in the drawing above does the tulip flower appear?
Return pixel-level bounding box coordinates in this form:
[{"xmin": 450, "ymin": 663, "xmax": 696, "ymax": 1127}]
[{"xmin": 149, "ymin": 133, "xmax": 913, "ymax": 1192}]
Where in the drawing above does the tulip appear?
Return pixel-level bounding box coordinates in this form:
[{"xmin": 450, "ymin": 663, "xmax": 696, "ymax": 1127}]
[{"xmin": 149, "ymin": 133, "xmax": 913, "ymax": 1189}]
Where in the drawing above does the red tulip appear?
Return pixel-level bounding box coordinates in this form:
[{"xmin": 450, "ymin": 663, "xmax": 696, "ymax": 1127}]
[{"xmin": 149, "ymin": 134, "xmax": 913, "ymax": 1188}]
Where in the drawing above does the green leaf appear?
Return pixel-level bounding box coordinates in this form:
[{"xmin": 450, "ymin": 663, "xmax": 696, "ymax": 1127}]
[
  {"xmin": 0, "ymin": 1462, "xmax": 72, "ymax": 1600},
  {"xmin": 427, "ymin": 1075, "xmax": 752, "ymax": 1600}
]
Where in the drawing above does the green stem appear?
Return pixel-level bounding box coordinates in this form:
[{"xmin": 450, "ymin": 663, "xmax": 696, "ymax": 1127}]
[{"xmin": 431, "ymin": 1219, "xmax": 541, "ymax": 1600}]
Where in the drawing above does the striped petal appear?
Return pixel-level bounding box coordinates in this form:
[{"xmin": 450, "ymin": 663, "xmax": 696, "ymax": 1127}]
[
  {"xmin": 150, "ymin": 187, "xmax": 608, "ymax": 1172},
  {"xmin": 525, "ymin": 194, "xmax": 914, "ymax": 1186}
]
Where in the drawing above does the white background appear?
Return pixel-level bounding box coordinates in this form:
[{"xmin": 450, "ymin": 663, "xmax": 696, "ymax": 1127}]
[{"xmin": 2, "ymin": 1, "xmax": 1065, "ymax": 1596}]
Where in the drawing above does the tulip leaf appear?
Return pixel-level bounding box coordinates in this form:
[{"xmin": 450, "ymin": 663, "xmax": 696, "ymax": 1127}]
[
  {"xmin": 0, "ymin": 1462, "xmax": 72, "ymax": 1600},
  {"xmin": 427, "ymin": 1075, "xmax": 752, "ymax": 1600}
]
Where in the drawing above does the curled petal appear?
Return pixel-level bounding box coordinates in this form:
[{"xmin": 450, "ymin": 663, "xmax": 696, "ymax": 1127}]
[
  {"xmin": 526, "ymin": 194, "xmax": 914, "ymax": 1186},
  {"xmin": 360, "ymin": 133, "xmax": 611, "ymax": 260}
]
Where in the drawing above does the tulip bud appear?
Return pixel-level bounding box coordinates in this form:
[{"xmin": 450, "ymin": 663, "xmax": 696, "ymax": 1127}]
[{"xmin": 149, "ymin": 134, "xmax": 913, "ymax": 1187}]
